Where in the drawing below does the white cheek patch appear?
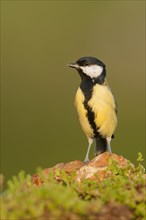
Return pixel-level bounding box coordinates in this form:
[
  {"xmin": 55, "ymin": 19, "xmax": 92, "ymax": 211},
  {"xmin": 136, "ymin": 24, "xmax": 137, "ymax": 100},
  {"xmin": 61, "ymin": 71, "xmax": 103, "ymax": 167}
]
[{"xmin": 80, "ymin": 65, "xmax": 103, "ymax": 78}]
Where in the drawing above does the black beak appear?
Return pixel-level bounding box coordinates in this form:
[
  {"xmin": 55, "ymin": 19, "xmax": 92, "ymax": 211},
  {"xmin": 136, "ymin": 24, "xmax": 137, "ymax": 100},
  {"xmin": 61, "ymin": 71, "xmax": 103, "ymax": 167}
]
[{"xmin": 67, "ymin": 63, "xmax": 79, "ymax": 69}]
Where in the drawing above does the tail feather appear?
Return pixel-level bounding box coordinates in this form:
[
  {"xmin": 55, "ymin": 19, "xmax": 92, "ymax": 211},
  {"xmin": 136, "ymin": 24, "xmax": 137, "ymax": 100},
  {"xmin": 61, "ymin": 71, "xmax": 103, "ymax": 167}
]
[{"xmin": 95, "ymin": 136, "xmax": 110, "ymax": 156}]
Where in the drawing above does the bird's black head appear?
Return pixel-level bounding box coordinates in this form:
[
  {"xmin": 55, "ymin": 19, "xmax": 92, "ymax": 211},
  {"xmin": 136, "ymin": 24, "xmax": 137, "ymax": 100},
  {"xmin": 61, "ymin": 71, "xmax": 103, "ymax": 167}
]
[{"xmin": 68, "ymin": 56, "xmax": 106, "ymax": 84}]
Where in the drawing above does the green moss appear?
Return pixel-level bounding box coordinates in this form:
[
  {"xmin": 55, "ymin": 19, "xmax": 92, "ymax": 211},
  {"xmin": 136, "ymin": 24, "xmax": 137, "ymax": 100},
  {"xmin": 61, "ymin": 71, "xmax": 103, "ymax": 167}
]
[{"xmin": 1, "ymin": 153, "xmax": 146, "ymax": 220}]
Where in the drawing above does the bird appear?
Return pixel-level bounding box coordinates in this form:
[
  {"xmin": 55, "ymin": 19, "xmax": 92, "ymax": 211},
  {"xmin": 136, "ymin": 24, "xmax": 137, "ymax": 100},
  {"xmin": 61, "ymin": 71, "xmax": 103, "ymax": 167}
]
[{"xmin": 68, "ymin": 56, "xmax": 117, "ymax": 162}]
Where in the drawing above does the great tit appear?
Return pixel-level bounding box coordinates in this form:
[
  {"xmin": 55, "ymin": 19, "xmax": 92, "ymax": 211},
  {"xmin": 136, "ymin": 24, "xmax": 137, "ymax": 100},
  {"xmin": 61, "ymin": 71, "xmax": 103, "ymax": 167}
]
[{"xmin": 68, "ymin": 56, "xmax": 117, "ymax": 162}]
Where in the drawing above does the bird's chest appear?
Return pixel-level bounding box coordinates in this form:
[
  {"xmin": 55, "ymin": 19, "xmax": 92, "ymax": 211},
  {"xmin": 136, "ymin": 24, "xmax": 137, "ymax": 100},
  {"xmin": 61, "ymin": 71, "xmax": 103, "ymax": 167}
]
[
  {"xmin": 75, "ymin": 84, "xmax": 117, "ymax": 138},
  {"xmin": 88, "ymin": 84, "xmax": 115, "ymax": 111},
  {"xmin": 88, "ymin": 84, "xmax": 117, "ymax": 137},
  {"xmin": 74, "ymin": 88, "xmax": 94, "ymax": 138}
]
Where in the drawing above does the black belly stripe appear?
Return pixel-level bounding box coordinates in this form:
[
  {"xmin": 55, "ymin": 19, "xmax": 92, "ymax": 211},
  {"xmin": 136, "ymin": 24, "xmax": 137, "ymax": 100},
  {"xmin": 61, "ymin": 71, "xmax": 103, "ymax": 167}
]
[
  {"xmin": 83, "ymin": 101, "xmax": 100, "ymax": 137},
  {"xmin": 80, "ymin": 79, "xmax": 100, "ymax": 138}
]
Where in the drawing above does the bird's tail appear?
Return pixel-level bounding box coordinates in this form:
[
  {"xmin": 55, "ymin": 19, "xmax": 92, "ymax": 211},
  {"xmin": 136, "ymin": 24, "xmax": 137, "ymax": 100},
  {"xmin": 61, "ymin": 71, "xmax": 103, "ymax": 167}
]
[{"xmin": 95, "ymin": 136, "xmax": 111, "ymax": 156}]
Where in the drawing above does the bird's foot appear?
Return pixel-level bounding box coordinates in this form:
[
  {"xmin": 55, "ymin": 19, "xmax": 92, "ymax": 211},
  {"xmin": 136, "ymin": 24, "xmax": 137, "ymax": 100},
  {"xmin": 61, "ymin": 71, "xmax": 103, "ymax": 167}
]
[
  {"xmin": 83, "ymin": 157, "xmax": 90, "ymax": 163},
  {"xmin": 94, "ymin": 151, "xmax": 101, "ymax": 156}
]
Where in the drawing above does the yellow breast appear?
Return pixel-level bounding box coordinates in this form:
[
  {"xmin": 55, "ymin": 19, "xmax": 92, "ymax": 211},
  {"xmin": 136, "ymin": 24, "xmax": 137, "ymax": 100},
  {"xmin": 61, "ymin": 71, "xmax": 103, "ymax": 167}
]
[
  {"xmin": 88, "ymin": 84, "xmax": 117, "ymax": 137},
  {"xmin": 75, "ymin": 88, "xmax": 94, "ymax": 138},
  {"xmin": 75, "ymin": 84, "xmax": 117, "ymax": 139}
]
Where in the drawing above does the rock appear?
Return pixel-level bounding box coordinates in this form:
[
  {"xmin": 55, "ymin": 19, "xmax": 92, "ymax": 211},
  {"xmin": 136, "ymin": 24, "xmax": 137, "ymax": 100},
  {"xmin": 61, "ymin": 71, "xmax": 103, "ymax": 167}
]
[
  {"xmin": 76, "ymin": 152, "xmax": 130, "ymax": 182},
  {"xmin": 31, "ymin": 163, "xmax": 65, "ymax": 186},
  {"xmin": 31, "ymin": 152, "xmax": 132, "ymax": 186}
]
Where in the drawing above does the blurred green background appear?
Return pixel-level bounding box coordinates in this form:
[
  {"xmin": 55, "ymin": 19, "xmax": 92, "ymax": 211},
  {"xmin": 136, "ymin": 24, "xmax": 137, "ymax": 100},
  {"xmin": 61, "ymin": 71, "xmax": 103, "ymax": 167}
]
[{"xmin": 1, "ymin": 1, "xmax": 145, "ymax": 182}]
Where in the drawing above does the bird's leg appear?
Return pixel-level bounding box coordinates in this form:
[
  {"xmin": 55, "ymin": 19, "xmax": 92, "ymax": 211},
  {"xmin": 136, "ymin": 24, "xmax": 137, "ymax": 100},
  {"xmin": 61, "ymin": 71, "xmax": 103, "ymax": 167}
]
[
  {"xmin": 84, "ymin": 138, "xmax": 93, "ymax": 163},
  {"xmin": 106, "ymin": 137, "xmax": 112, "ymax": 153}
]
